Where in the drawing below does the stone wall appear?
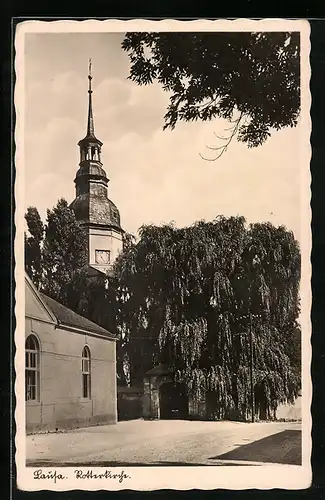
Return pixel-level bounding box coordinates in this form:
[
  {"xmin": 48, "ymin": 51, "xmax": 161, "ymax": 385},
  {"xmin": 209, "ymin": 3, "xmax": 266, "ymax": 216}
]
[
  {"xmin": 117, "ymin": 388, "xmax": 143, "ymax": 421},
  {"xmin": 141, "ymin": 369, "xmax": 302, "ymax": 422},
  {"xmin": 143, "ymin": 374, "xmax": 173, "ymax": 419},
  {"xmin": 143, "ymin": 373, "xmax": 207, "ymax": 420},
  {"xmin": 188, "ymin": 393, "xmax": 207, "ymax": 420},
  {"xmin": 276, "ymin": 395, "xmax": 302, "ymax": 421}
]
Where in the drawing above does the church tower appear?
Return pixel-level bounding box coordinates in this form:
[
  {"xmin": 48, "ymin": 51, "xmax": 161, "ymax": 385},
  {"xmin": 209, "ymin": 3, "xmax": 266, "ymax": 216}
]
[{"xmin": 70, "ymin": 61, "xmax": 124, "ymax": 274}]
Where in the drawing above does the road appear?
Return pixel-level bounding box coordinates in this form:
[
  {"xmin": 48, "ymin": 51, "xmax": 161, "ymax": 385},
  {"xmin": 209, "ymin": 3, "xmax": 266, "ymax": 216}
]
[{"xmin": 26, "ymin": 419, "xmax": 301, "ymax": 467}]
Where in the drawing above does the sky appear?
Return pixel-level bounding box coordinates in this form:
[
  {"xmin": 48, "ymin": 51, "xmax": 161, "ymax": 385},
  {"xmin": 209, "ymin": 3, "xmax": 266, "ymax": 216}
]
[{"xmin": 24, "ymin": 32, "xmax": 302, "ymax": 241}]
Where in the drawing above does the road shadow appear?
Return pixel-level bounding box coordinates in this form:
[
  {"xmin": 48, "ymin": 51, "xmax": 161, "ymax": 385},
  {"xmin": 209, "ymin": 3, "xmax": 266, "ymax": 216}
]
[
  {"xmin": 27, "ymin": 460, "xmax": 256, "ymax": 467},
  {"xmin": 209, "ymin": 429, "xmax": 302, "ymax": 465}
]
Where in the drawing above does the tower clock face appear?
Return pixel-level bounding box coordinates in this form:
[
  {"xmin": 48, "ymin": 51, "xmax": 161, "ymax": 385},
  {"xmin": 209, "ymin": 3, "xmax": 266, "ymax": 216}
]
[{"xmin": 95, "ymin": 250, "xmax": 110, "ymax": 265}]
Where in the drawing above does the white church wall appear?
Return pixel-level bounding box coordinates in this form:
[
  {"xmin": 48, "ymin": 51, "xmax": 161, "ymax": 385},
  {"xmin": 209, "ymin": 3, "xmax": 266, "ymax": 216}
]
[{"xmin": 25, "ymin": 283, "xmax": 117, "ymax": 433}]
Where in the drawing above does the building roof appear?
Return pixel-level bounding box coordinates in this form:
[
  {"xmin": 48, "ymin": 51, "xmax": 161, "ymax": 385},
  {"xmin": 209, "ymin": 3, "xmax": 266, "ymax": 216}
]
[
  {"xmin": 144, "ymin": 363, "xmax": 173, "ymax": 376},
  {"xmin": 40, "ymin": 292, "xmax": 117, "ymax": 340}
]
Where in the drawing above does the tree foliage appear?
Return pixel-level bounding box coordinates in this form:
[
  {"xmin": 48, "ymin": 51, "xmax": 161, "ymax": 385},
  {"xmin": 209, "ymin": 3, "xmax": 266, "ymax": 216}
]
[
  {"xmin": 25, "ymin": 207, "xmax": 44, "ymax": 288},
  {"xmin": 122, "ymin": 32, "xmax": 300, "ymax": 158},
  {"xmin": 113, "ymin": 217, "xmax": 301, "ymax": 420},
  {"xmin": 25, "ymin": 199, "xmax": 90, "ymax": 308},
  {"xmin": 41, "ymin": 198, "xmax": 89, "ymax": 308},
  {"xmin": 25, "ymin": 200, "xmax": 301, "ymax": 419}
]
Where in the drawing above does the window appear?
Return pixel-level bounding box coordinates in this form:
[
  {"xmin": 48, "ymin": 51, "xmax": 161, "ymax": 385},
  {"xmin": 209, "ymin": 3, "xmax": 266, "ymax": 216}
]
[
  {"xmin": 82, "ymin": 346, "xmax": 91, "ymax": 398},
  {"xmin": 25, "ymin": 335, "xmax": 40, "ymax": 401}
]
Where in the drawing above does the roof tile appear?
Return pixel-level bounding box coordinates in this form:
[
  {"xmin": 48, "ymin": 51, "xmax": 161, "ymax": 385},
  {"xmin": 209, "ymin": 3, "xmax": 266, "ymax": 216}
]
[{"xmin": 40, "ymin": 293, "xmax": 117, "ymax": 339}]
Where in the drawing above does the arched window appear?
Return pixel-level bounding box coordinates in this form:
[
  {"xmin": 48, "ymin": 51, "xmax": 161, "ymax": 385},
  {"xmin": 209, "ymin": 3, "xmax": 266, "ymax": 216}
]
[
  {"xmin": 82, "ymin": 346, "xmax": 91, "ymax": 399},
  {"xmin": 25, "ymin": 335, "xmax": 40, "ymax": 401}
]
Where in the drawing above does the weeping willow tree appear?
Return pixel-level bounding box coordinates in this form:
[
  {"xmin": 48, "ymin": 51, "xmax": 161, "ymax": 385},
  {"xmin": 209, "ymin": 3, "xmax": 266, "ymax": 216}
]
[{"xmin": 113, "ymin": 216, "xmax": 301, "ymax": 420}]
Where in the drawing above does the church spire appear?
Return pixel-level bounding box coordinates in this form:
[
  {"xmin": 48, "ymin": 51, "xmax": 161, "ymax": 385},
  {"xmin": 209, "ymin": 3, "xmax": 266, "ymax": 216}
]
[
  {"xmin": 87, "ymin": 58, "xmax": 95, "ymax": 137},
  {"xmin": 78, "ymin": 59, "xmax": 103, "ymax": 164},
  {"xmin": 71, "ymin": 62, "xmax": 124, "ymax": 276}
]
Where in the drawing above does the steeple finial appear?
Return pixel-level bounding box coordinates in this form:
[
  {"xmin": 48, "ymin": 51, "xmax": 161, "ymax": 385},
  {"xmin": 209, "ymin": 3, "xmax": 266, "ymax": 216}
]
[
  {"xmin": 87, "ymin": 58, "xmax": 94, "ymax": 136},
  {"xmin": 89, "ymin": 58, "xmax": 92, "ymax": 79}
]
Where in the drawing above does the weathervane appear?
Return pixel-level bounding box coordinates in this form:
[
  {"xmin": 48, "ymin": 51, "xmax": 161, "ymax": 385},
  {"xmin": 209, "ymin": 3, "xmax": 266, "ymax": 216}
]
[{"xmin": 88, "ymin": 58, "xmax": 92, "ymax": 93}]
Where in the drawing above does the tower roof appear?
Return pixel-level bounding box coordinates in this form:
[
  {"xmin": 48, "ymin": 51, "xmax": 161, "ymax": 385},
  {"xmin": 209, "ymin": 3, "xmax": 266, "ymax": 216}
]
[
  {"xmin": 70, "ymin": 194, "xmax": 123, "ymax": 230},
  {"xmin": 72, "ymin": 60, "xmax": 124, "ymax": 235}
]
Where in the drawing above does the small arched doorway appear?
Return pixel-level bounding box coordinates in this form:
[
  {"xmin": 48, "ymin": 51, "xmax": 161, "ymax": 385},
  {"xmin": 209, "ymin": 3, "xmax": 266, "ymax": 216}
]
[{"xmin": 159, "ymin": 382, "xmax": 189, "ymax": 419}]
